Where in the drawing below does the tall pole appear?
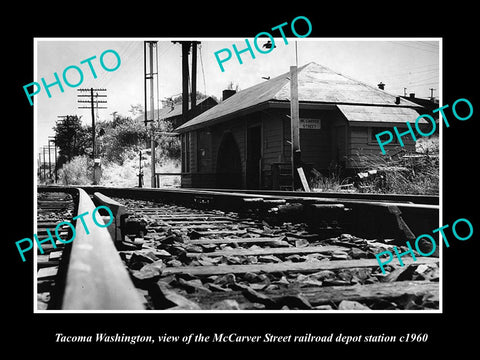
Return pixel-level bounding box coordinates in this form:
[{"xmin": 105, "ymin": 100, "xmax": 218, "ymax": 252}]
[
  {"xmin": 182, "ymin": 42, "xmax": 190, "ymax": 124},
  {"xmin": 77, "ymin": 88, "xmax": 107, "ymax": 184},
  {"xmin": 54, "ymin": 140, "xmax": 57, "ymax": 182},
  {"xmin": 191, "ymin": 42, "xmax": 197, "ymax": 109},
  {"xmin": 149, "ymin": 42, "xmax": 156, "ymax": 188},
  {"xmin": 143, "ymin": 41, "xmax": 158, "ymax": 188},
  {"xmin": 48, "ymin": 142, "xmax": 52, "ymax": 181},
  {"xmin": 143, "ymin": 42, "xmax": 148, "ymax": 127},
  {"xmin": 90, "ymin": 88, "xmax": 96, "ymax": 164},
  {"xmin": 43, "ymin": 146, "xmax": 46, "ymax": 183},
  {"xmin": 290, "ymin": 66, "xmax": 301, "ymax": 190},
  {"xmin": 49, "ymin": 137, "xmax": 58, "ymax": 183},
  {"xmin": 38, "ymin": 151, "xmax": 42, "ymax": 182}
]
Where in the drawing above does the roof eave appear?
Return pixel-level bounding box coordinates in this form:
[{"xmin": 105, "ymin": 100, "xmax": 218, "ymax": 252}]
[
  {"xmin": 176, "ymin": 100, "xmax": 424, "ymax": 133},
  {"xmin": 175, "ymin": 101, "xmax": 270, "ymax": 133}
]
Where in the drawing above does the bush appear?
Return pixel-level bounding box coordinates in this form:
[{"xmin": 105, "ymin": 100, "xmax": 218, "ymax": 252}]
[
  {"xmin": 100, "ymin": 119, "xmax": 149, "ymax": 164},
  {"xmin": 58, "ymin": 156, "xmax": 92, "ymax": 185},
  {"xmin": 98, "ymin": 149, "xmax": 181, "ymax": 188},
  {"xmin": 310, "ymin": 135, "xmax": 439, "ymax": 195},
  {"xmin": 310, "ymin": 165, "xmax": 354, "ymax": 192},
  {"xmin": 352, "ymin": 150, "xmax": 439, "ymax": 195}
]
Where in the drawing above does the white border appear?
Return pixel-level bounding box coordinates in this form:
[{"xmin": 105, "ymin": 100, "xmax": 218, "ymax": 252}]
[{"xmin": 33, "ymin": 37, "xmax": 442, "ymax": 314}]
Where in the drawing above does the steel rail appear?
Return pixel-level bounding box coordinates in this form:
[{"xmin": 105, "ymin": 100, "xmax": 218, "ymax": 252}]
[
  {"xmin": 61, "ymin": 188, "xmax": 144, "ymax": 310},
  {"xmin": 38, "ymin": 185, "xmax": 439, "ymax": 241},
  {"xmin": 199, "ymin": 188, "xmax": 439, "ymax": 205}
]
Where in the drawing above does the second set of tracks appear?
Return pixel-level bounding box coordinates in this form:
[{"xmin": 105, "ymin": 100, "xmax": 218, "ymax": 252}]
[{"xmin": 36, "ymin": 185, "xmax": 440, "ymax": 311}]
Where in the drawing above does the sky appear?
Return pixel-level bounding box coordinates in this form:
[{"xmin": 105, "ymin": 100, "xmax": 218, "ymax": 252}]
[{"xmin": 34, "ymin": 38, "xmax": 440, "ymax": 159}]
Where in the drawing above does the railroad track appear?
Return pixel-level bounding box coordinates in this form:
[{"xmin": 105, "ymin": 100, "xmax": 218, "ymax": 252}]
[
  {"xmin": 36, "ymin": 186, "xmax": 440, "ymax": 311},
  {"xmin": 36, "ymin": 191, "xmax": 75, "ymax": 310}
]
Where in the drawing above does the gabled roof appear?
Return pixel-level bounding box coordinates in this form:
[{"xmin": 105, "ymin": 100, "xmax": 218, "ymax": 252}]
[{"xmin": 176, "ymin": 62, "xmax": 422, "ymax": 132}]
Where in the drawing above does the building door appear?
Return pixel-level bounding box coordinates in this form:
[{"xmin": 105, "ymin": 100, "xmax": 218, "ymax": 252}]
[
  {"xmin": 216, "ymin": 132, "xmax": 242, "ymax": 189},
  {"xmin": 246, "ymin": 125, "xmax": 262, "ymax": 189}
]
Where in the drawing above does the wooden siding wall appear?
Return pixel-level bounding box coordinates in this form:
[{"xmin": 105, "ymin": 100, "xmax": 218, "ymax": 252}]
[
  {"xmin": 261, "ymin": 108, "xmax": 345, "ymax": 187},
  {"xmin": 182, "ymin": 116, "xmax": 248, "ymax": 188},
  {"xmin": 197, "ymin": 129, "xmax": 212, "ymax": 173},
  {"xmin": 261, "ymin": 109, "xmax": 342, "ymax": 172},
  {"xmin": 180, "ymin": 131, "xmax": 195, "ymax": 187},
  {"xmin": 347, "ymin": 124, "xmax": 417, "ymax": 169},
  {"xmin": 180, "ymin": 107, "xmax": 418, "ymax": 188},
  {"xmin": 262, "ymin": 109, "xmax": 287, "ymax": 169},
  {"xmin": 300, "ymin": 109, "xmax": 340, "ymax": 171}
]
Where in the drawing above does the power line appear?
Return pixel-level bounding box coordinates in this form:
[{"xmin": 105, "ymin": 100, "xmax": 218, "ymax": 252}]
[
  {"xmin": 388, "ymin": 41, "xmax": 439, "ymax": 54},
  {"xmin": 407, "ymin": 76, "xmax": 439, "ymax": 87},
  {"xmin": 381, "ymin": 67, "xmax": 439, "ymax": 79}
]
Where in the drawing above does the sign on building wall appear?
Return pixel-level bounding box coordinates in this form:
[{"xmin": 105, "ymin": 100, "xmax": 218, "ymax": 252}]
[{"xmin": 299, "ymin": 118, "xmax": 321, "ymax": 129}]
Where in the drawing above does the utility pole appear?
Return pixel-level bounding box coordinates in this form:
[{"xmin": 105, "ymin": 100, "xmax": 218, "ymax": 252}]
[
  {"xmin": 290, "ymin": 66, "xmax": 301, "ymax": 191},
  {"xmin": 181, "ymin": 42, "xmax": 190, "ymax": 124},
  {"xmin": 48, "ymin": 136, "xmax": 57, "ymax": 183},
  {"xmin": 42, "ymin": 146, "xmax": 46, "ymax": 183},
  {"xmin": 191, "ymin": 41, "xmax": 200, "ymax": 109},
  {"xmin": 38, "ymin": 151, "xmax": 42, "ymax": 183},
  {"xmin": 144, "ymin": 41, "xmax": 159, "ymax": 188},
  {"xmin": 78, "ymin": 88, "xmax": 107, "ymax": 184},
  {"xmin": 47, "ymin": 142, "xmax": 52, "ymax": 181},
  {"xmin": 173, "ymin": 41, "xmax": 201, "ymax": 125}
]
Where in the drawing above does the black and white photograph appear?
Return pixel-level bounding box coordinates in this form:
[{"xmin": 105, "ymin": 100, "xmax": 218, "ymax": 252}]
[
  {"xmin": 33, "ymin": 37, "xmax": 442, "ymax": 313},
  {"xmin": 7, "ymin": 7, "xmax": 478, "ymax": 354}
]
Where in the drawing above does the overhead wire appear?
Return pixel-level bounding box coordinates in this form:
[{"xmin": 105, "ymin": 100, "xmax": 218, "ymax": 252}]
[{"xmin": 388, "ymin": 41, "xmax": 439, "ymax": 54}]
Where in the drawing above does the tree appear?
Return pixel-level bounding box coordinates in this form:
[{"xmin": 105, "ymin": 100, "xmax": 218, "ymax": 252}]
[
  {"xmin": 53, "ymin": 115, "xmax": 91, "ymax": 162},
  {"xmin": 152, "ymin": 119, "xmax": 181, "ymax": 161},
  {"xmin": 99, "ymin": 115, "xmax": 149, "ymax": 163}
]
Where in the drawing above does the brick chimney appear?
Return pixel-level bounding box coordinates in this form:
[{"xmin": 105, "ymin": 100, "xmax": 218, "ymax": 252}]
[{"xmin": 222, "ymin": 89, "xmax": 236, "ymax": 101}]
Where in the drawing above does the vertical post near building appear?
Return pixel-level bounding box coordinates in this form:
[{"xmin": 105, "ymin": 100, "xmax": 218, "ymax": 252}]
[
  {"xmin": 182, "ymin": 42, "xmax": 190, "ymax": 124},
  {"xmin": 173, "ymin": 40, "xmax": 201, "ymax": 125},
  {"xmin": 290, "ymin": 65, "xmax": 301, "ymax": 190},
  {"xmin": 191, "ymin": 41, "xmax": 198, "ymax": 109},
  {"xmin": 149, "ymin": 42, "xmax": 156, "ymax": 189},
  {"xmin": 172, "ymin": 41, "xmax": 200, "ymax": 184},
  {"xmin": 144, "ymin": 41, "xmax": 158, "ymax": 188},
  {"xmin": 138, "ymin": 150, "xmax": 143, "ymax": 188}
]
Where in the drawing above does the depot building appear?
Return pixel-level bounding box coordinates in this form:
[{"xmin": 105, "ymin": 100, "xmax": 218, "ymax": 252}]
[{"xmin": 175, "ymin": 62, "xmax": 426, "ymax": 190}]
